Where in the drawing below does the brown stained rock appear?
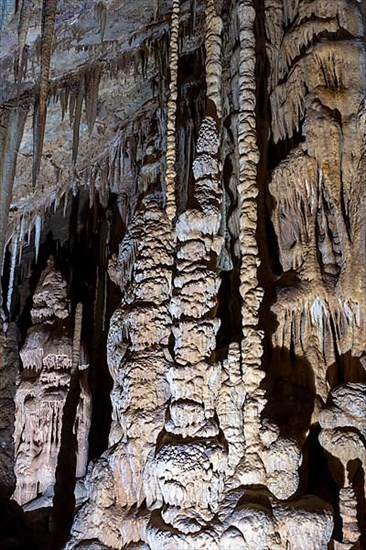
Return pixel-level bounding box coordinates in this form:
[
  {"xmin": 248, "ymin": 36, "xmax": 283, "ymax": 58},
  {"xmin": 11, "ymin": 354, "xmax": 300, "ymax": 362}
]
[{"xmin": 0, "ymin": 323, "xmax": 18, "ymax": 500}]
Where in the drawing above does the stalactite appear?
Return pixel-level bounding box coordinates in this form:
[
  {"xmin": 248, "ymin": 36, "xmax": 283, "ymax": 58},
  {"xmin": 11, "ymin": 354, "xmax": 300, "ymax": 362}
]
[
  {"xmin": 85, "ymin": 66, "xmax": 101, "ymax": 134},
  {"xmin": 60, "ymin": 83, "xmax": 70, "ymax": 121},
  {"xmin": 69, "ymin": 86, "xmax": 76, "ymax": 125},
  {"xmin": 17, "ymin": 0, "xmax": 31, "ymax": 83},
  {"xmin": 18, "ymin": 213, "xmax": 25, "ymax": 264},
  {"xmin": 6, "ymin": 231, "xmax": 18, "ymax": 315},
  {"xmin": 0, "ymin": 104, "xmax": 28, "ymax": 316},
  {"xmin": 165, "ymin": 0, "xmax": 180, "ymax": 221},
  {"xmin": 34, "ymin": 214, "xmax": 42, "ymax": 263},
  {"xmin": 72, "ymin": 77, "xmax": 85, "ymax": 165},
  {"xmin": 153, "ymin": 0, "xmax": 159, "ymax": 20},
  {"xmin": 32, "ymin": 0, "xmax": 57, "ymax": 187},
  {"xmin": 205, "ymin": 0, "xmax": 223, "ymax": 119},
  {"xmin": 191, "ymin": 0, "xmax": 197, "ymax": 31},
  {"xmin": 72, "ymin": 303, "xmax": 83, "ymax": 373},
  {"xmin": 95, "ymin": 1, "xmax": 107, "ymax": 42}
]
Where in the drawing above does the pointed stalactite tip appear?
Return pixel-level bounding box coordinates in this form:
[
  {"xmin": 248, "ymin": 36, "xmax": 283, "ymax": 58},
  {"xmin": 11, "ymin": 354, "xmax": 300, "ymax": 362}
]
[{"xmin": 32, "ymin": 0, "xmax": 58, "ymax": 187}]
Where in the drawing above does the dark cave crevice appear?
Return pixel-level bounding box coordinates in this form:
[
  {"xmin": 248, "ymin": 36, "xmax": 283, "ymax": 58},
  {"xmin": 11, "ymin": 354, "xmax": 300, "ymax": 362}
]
[
  {"xmin": 327, "ymin": 352, "xmax": 366, "ymax": 389},
  {"xmin": 261, "ymin": 345, "xmax": 316, "ymax": 445},
  {"xmin": 175, "ymin": 46, "xmax": 206, "ymax": 215},
  {"xmin": 301, "ymin": 424, "xmax": 342, "ymax": 542}
]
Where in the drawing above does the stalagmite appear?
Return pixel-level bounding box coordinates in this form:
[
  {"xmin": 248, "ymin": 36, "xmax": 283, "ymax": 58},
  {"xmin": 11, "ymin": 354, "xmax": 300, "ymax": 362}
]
[
  {"xmin": 68, "ymin": 195, "xmax": 174, "ymax": 548},
  {"xmin": 13, "ymin": 259, "xmax": 91, "ymax": 506},
  {"xmin": 0, "ymin": 323, "xmax": 18, "ymax": 497}
]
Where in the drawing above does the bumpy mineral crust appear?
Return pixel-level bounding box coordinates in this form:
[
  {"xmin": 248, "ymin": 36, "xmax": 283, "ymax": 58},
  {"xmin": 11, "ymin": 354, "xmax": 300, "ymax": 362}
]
[{"xmin": 0, "ymin": 0, "xmax": 365, "ymax": 548}]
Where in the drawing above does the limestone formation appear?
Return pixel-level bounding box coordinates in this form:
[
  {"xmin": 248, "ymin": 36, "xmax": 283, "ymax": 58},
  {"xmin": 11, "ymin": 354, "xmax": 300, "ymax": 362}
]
[
  {"xmin": 13, "ymin": 258, "xmax": 91, "ymax": 507},
  {"xmin": 0, "ymin": 0, "xmax": 365, "ymax": 548}
]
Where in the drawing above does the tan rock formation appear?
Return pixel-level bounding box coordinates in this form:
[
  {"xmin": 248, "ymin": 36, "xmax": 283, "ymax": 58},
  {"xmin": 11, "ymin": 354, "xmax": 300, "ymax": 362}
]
[
  {"xmin": 265, "ymin": 0, "xmax": 366, "ymax": 546},
  {"xmin": 0, "ymin": 0, "xmax": 365, "ymax": 548},
  {"xmin": 13, "ymin": 258, "xmax": 91, "ymax": 507}
]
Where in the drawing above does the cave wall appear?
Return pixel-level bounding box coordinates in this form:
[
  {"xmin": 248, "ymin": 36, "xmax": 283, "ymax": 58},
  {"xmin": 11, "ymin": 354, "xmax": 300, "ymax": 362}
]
[{"xmin": 0, "ymin": 0, "xmax": 365, "ymax": 549}]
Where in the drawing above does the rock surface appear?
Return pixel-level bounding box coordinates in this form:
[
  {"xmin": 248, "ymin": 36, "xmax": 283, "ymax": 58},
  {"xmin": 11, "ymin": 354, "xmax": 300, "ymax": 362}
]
[
  {"xmin": 13, "ymin": 257, "xmax": 91, "ymax": 507},
  {"xmin": 0, "ymin": 0, "xmax": 365, "ymax": 549}
]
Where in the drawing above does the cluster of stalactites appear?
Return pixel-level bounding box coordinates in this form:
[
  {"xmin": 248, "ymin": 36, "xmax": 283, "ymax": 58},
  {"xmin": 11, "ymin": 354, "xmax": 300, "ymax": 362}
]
[
  {"xmin": 49, "ymin": 0, "xmax": 366, "ymax": 548},
  {"xmin": 6, "ymin": 1, "xmax": 175, "ymax": 313},
  {"xmin": 267, "ymin": 0, "xmax": 366, "ymax": 385},
  {"xmin": 265, "ymin": 0, "xmax": 365, "ymax": 143},
  {"xmin": 266, "ymin": 0, "xmax": 366, "ymax": 547}
]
